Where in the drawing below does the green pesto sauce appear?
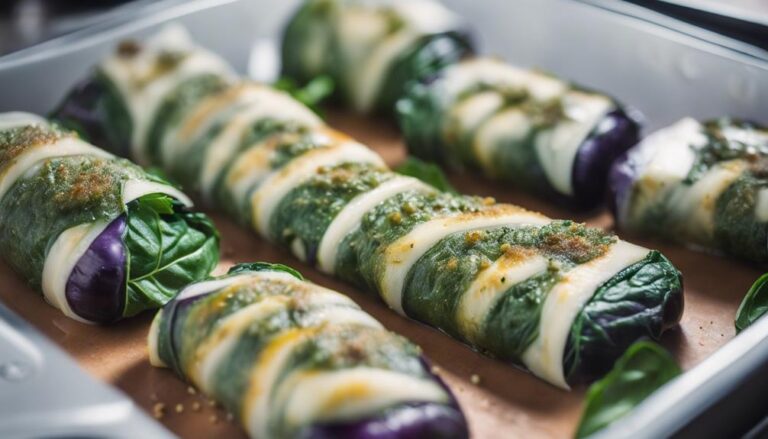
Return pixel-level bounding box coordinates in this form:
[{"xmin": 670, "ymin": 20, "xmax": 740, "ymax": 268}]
[
  {"xmin": 402, "ymin": 221, "xmax": 613, "ymax": 360},
  {"xmin": 269, "ymin": 162, "xmax": 392, "ymax": 263},
  {"xmin": 714, "ymin": 169, "xmax": 768, "ymax": 263},
  {"xmin": 0, "ymin": 125, "xmax": 68, "ymax": 168},
  {"xmin": 334, "ymin": 191, "xmax": 486, "ymax": 291},
  {"xmin": 0, "ymin": 155, "xmax": 145, "ymax": 289},
  {"xmin": 145, "ymin": 74, "xmax": 229, "ymax": 166},
  {"xmin": 686, "ymin": 119, "xmax": 768, "ymax": 184}
]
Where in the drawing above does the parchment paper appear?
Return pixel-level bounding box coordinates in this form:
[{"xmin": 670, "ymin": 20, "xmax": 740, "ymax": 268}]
[{"xmin": 0, "ymin": 111, "xmax": 760, "ymax": 438}]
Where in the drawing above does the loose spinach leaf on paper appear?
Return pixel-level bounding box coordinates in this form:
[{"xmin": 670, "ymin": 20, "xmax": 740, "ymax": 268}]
[
  {"xmin": 123, "ymin": 194, "xmax": 219, "ymax": 317},
  {"xmin": 228, "ymin": 262, "xmax": 304, "ymax": 280},
  {"xmin": 274, "ymin": 75, "xmax": 335, "ymax": 115},
  {"xmin": 575, "ymin": 341, "xmax": 681, "ymax": 438},
  {"xmin": 735, "ymin": 273, "xmax": 768, "ymax": 333},
  {"xmin": 395, "ymin": 156, "xmax": 458, "ymax": 194}
]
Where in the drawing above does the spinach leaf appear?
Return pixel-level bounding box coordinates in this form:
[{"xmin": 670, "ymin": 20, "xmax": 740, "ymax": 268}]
[
  {"xmin": 735, "ymin": 273, "xmax": 768, "ymax": 333},
  {"xmin": 395, "ymin": 156, "xmax": 457, "ymax": 193},
  {"xmin": 228, "ymin": 262, "xmax": 303, "ymax": 280},
  {"xmin": 274, "ymin": 75, "xmax": 334, "ymax": 115},
  {"xmin": 123, "ymin": 194, "xmax": 219, "ymax": 317},
  {"xmin": 575, "ymin": 341, "xmax": 681, "ymax": 438}
]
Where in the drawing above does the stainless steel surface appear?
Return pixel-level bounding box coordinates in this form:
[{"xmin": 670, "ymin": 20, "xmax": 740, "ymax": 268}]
[{"xmin": 0, "ymin": 302, "xmax": 174, "ymax": 438}]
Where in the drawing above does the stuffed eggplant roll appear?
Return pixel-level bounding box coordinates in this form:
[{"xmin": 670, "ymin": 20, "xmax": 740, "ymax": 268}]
[
  {"xmin": 0, "ymin": 113, "xmax": 219, "ymax": 323},
  {"xmin": 149, "ymin": 262, "xmax": 468, "ymax": 439},
  {"xmin": 398, "ymin": 58, "xmax": 641, "ymax": 209},
  {"xmin": 610, "ymin": 117, "xmax": 768, "ymax": 263},
  {"xmin": 281, "ymin": 0, "xmax": 473, "ymax": 114},
  {"xmin": 55, "ymin": 29, "xmax": 682, "ymax": 388}
]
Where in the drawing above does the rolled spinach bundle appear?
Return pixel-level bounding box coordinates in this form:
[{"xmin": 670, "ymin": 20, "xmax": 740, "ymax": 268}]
[
  {"xmin": 0, "ymin": 113, "xmax": 218, "ymax": 323},
  {"xmin": 281, "ymin": 0, "xmax": 473, "ymax": 114},
  {"xmin": 149, "ymin": 263, "xmax": 468, "ymax": 439},
  {"xmin": 55, "ymin": 29, "xmax": 683, "ymax": 388},
  {"xmin": 398, "ymin": 58, "xmax": 641, "ymax": 209},
  {"xmin": 610, "ymin": 117, "xmax": 768, "ymax": 263}
]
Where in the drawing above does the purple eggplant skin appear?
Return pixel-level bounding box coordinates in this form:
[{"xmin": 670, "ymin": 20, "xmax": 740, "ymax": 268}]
[
  {"xmin": 298, "ymin": 402, "xmax": 468, "ymax": 439},
  {"xmin": 51, "ymin": 72, "xmax": 133, "ymax": 158},
  {"xmin": 65, "ymin": 215, "xmax": 127, "ymax": 323},
  {"xmin": 570, "ymin": 107, "xmax": 642, "ymax": 211}
]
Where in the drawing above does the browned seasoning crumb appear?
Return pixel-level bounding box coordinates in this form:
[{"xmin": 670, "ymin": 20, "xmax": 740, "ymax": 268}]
[
  {"xmin": 431, "ymin": 365, "xmax": 442, "ymax": 374},
  {"xmin": 478, "ymin": 258, "xmax": 490, "ymax": 270},
  {"xmin": 482, "ymin": 196, "xmax": 496, "ymax": 205},
  {"xmin": 470, "ymin": 374, "xmax": 481, "ymax": 385},
  {"xmin": 187, "ymin": 386, "xmax": 197, "ymax": 395},
  {"xmin": 153, "ymin": 403, "xmax": 166, "ymax": 419},
  {"xmin": 389, "ymin": 211, "xmax": 402, "ymax": 224},
  {"xmin": 192, "ymin": 402, "xmax": 201, "ymax": 411},
  {"xmin": 499, "ymin": 243, "xmax": 511, "ymax": 253},
  {"xmin": 402, "ymin": 202, "xmax": 417, "ymax": 214},
  {"xmin": 446, "ymin": 258, "xmax": 458, "ymax": 270},
  {"xmin": 175, "ymin": 403, "xmax": 184, "ymax": 414},
  {"xmin": 464, "ymin": 230, "xmax": 484, "ymax": 246}
]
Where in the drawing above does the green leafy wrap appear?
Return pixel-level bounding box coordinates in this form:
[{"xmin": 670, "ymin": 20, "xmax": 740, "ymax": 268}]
[
  {"xmin": 54, "ymin": 28, "xmax": 683, "ymax": 388},
  {"xmin": 0, "ymin": 114, "xmax": 219, "ymax": 323}
]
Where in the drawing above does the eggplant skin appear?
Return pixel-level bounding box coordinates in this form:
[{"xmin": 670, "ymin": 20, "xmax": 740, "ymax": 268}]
[
  {"xmin": 298, "ymin": 402, "xmax": 469, "ymax": 439},
  {"xmin": 563, "ymin": 251, "xmax": 684, "ymax": 384},
  {"xmin": 571, "ymin": 108, "xmax": 641, "ymax": 211},
  {"xmin": 51, "ymin": 72, "xmax": 133, "ymax": 158},
  {"xmin": 65, "ymin": 215, "xmax": 127, "ymax": 323}
]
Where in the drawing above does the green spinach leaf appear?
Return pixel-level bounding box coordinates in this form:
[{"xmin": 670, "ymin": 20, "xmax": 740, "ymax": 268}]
[
  {"xmin": 575, "ymin": 341, "xmax": 681, "ymax": 438},
  {"xmin": 274, "ymin": 75, "xmax": 334, "ymax": 115},
  {"xmin": 227, "ymin": 262, "xmax": 303, "ymax": 280},
  {"xmin": 123, "ymin": 194, "xmax": 219, "ymax": 317},
  {"xmin": 395, "ymin": 156, "xmax": 457, "ymax": 194},
  {"xmin": 735, "ymin": 273, "xmax": 768, "ymax": 333}
]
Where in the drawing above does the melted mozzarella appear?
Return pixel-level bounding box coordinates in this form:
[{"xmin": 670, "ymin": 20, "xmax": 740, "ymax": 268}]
[
  {"xmin": 0, "ymin": 112, "xmax": 47, "ymax": 131},
  {"xmin": 756, "ymin": 188, "xmax": 768, "ymax": 222},
  {"xmin": 274, "ymin": 368, "xmax": 447, "ymax": 429},
  {"xmin": 456, "ymin": 254, "xmax": 549, "ymax": 342},
  {"xmin": 122, "ymin": 179, "xmax": 193, "ymax": 207},
  {"xmin": 447, "ymin": 91, "xmax": 504, "ymax": 143},
  {"xmin": 148, "ymin": 310, "xmax": 166, "ymax": 367},
  {"xmin": 0, "ymin": 136, "xmax": 112, "ymax": 202},
  {"xmin": 316, "ymin": 176, "xmax": 435, "ymax": 274},
  {"xmin": 473, "ymin": 108, "xmax": 532, "ymax": 174},
  {"xmin": 522, "ymin": 240, "xmax": 649, "ymax": 389},
  {"xmin": 251, "ymin": 141, "xmax": 385, "ymax": 236},
  {"xmin": 198, "ymin": 89, "xmax": 322, "ymax": 201},
  {"xmin": 380, "ymin": 208, "xmax": 550, "ymax": 314},
  {"xmin": 534, "ymin": 92, "xmax": 614, "ymax": 195},
  {"xmin": 41, "ymin": 221, "xmax": 110, "ymax": 323},
  {"xmin": 100, "ymin": 25, "xmax": 235, "ymax": 165}
]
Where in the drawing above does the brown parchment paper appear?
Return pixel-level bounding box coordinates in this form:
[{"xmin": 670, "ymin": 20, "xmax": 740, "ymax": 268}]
[{"xmin": 0, "ymin": 111, "xmax": 761, "ymax": 439}]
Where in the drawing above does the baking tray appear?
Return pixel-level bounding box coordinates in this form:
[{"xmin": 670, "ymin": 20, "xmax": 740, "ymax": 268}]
[{"xmin": 0, "ymin": 0, "xmax": 767, "ymax": 437}]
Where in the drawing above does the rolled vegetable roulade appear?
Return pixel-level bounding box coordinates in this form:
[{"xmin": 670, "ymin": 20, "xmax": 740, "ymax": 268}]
[
  {"xmin": 281, "ymin": 0, "xmax": 473, "ymax": 114},
  {"xmin": 397, "ymin": 58, "xmax": 641, "ymax": 210},
  {"xmin": 610, "ymin": 117, "xmax": 768, "ymax": 264},
  {"xmin": 0, "ymin": 112, "xmax": 219, "ymax": 323},
  {"xmin": 55, "ymin": 28, "xmax": 683, "ymax": 387},
  {"xmin": 149, "ymin": 262, "xmax": 468, "ymax": 439}
]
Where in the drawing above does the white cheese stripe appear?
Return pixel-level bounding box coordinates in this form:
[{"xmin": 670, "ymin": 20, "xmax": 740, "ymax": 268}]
[
  {"xmin": 447, "ymin": 90, "xmax": 505, "ymax": 157},
  {"xmin": 756, "ymin": 188, "xmax": 768, "ymax": 222},
  {"xmin": 380, "ymin": 209, "xmax": 550, "ymax": 315},
  {"xmin": 122, "ymin": 179, "xmax": 193, "ymax": 207},
  {"xmin": 100, "ymin": 25, "xmax": 235, "ymax": 165},
  {"xmin": 316, "ymin": 176, "xmax": 435, "ymax": 274},
  {"xmin": 534, "ymin": 92, "xmax": 614, "ymax": 195},
  {"xmin": 0, "ymin": 136, "xmax": 113, "ymax": 203},
  {"xmin": 41, "ymin": 221, "xmax": 111, "ymax": 324},
  {"xmin": 522, "ymin": 240, "xmax": 649, "ymax": 389},
  {"xmin": 663, "ymin": 160, "xmax": 746, "ymax": 241},
  {"xmin": 198, "ymin": 90, "xmax": 322, "ymax": 201},
  {"xmin": 456, "ymin": 254, "xmax": 549, "ymax": 343},
  {"xmin": 148, "ymin": 310, "xmax": 166, "ymax": 367},
  {"xmin": 251, "ymin": 141, "xmax": 386, "ymax": 236},
  {"xmin": 623, "ymin": 118, "xmax": 705, "ymax": 226},
  {"xmin": 473, "ymin": 108, "xmax": 532, "ymax": 175},
  {"xmin": 0, "ymin": 112, "xmax": 47, "ymax": 131},
  {"xmin": 274, "ymin": 368, "xmax": 448, "ymax": 430}
]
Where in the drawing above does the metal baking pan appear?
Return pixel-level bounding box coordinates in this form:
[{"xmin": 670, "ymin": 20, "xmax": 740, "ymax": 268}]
[{"xmin": 0, "ymin": 0, "xmax": 767, "ymax": 437}]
